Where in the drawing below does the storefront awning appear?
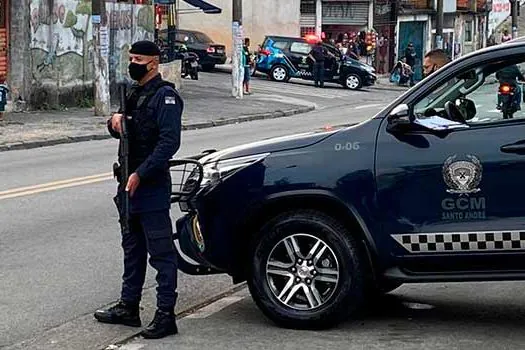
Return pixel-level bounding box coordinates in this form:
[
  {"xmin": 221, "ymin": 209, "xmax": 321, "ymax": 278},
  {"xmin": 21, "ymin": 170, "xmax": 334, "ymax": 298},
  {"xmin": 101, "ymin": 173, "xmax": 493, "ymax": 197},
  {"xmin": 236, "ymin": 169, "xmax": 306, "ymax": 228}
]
[{"xmin": 181, "ymin": 0, "xmax": 221, "ymax": 14}]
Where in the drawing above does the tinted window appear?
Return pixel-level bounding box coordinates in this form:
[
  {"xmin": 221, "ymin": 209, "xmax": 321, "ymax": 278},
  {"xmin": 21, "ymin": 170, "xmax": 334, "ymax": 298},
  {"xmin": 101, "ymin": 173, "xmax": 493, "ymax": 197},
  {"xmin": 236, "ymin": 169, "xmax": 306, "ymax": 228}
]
[
  {"xmin": 193, "ymin": 32, "xmax": 212, "ymax": 43},
  {"xmin": 175, "ymin": 32, "xmax": 187, "ymax": 42},
  {"xmin": 290, "ymin": 42, "xmax": 312, "ymax": 54}
]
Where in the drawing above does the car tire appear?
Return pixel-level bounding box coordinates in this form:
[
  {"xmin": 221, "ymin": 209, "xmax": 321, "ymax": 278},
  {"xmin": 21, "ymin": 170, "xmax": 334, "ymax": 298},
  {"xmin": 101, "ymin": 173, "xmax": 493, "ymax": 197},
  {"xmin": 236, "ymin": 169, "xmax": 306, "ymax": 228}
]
[
  {"xmin": 270, "ymin": 65, "xmax": 289, "ymax": 82},
  {"xmin": 248, "ymin": 210, "xmax": 366, "ymax": 330},
  {"xmin": 344, "ymin": 73, "xmax": 362, "ymax": 90},
  {"xmin": 202, "ymin": 64, "xmax": 215, "ymax": 72}
]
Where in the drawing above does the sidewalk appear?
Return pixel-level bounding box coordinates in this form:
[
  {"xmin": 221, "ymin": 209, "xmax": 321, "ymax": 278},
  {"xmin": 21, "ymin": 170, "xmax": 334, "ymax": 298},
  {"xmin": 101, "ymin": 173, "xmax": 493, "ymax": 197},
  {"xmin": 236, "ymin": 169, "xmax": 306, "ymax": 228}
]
[{"xmin": 0, "ymin": 78, "xmax": 314, "ymax": 152}]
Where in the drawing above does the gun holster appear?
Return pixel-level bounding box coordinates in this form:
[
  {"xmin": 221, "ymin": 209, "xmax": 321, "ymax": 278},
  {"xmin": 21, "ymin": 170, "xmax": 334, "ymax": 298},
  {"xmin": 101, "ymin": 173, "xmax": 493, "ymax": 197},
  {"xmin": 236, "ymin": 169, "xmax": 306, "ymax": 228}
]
[{"xmin": 113, "ymin": 162, "xmax": 125, "ymax": 185}]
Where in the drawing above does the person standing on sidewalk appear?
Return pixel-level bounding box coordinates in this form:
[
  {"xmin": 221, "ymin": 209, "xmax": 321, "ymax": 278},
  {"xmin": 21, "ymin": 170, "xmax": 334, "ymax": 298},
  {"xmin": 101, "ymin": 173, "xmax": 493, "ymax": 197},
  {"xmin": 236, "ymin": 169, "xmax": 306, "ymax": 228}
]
[
  {"xmin": 308, "ymin": 40, "xmax": 327, "ymax": 88},
  {"xmin": 0, "ymin": 75, "xmax": 9, "ymax": 121},
  {"xmin": 94, "ymin": 40, "xmax": 184, "ymax": 340},
  {"xmin": 242, "ymin": 38, "xmax": 253, "ymax": 95}
]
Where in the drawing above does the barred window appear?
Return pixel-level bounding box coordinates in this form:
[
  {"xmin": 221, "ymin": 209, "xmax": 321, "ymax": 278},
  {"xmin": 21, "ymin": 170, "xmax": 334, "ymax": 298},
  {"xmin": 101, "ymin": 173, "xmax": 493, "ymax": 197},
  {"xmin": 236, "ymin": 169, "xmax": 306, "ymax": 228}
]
[
  {"xmin": 301, "ymin": 27, "xmax": 316, "ymax": 37},
  {"xmin": 300, "ymin": 0, "xmax": 316, "ymax": 15}
]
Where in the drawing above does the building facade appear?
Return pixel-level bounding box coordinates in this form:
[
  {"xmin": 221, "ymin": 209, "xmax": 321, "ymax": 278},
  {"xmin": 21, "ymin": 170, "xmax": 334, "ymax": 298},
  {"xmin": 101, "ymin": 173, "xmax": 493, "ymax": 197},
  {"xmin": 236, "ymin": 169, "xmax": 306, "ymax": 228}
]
[
  {"xmin": 299, "ymin": 0, "xmax": 374, "ymax": 40},
  {"xmin": 178, "ymin": 0, "xmax": 301, "ymax": 55},
  {"xmin": 394, "ymin": 0, "xmax": 494, "ymax": 81}
]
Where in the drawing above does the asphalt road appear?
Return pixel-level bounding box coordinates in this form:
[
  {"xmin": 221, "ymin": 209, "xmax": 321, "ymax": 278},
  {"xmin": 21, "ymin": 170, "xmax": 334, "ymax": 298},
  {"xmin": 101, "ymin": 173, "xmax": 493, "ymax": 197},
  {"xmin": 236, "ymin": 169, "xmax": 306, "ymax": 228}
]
[{"xmin": 0, "ymin": 82, "xmax": 400, "ymax": 349}]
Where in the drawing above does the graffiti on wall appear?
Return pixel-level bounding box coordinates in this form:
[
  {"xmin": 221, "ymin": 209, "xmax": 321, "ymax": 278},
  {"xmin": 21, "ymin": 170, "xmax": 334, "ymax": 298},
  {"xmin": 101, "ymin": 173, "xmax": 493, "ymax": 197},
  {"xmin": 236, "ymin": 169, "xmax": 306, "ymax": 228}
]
[
  {"xmin": 30, "ymin": 0, "xmax": 93, "ymax": 83},
  {"xmin": 106, "ymin": 3, "xmax": 154, "ymax": 86}
]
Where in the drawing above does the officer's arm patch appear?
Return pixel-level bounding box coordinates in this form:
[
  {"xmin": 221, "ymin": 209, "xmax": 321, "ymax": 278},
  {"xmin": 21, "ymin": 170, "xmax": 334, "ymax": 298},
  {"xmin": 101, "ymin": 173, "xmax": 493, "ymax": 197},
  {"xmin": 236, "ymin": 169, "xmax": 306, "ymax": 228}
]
[{"xmin": 165, "ymin": 96, "xmax": 177, "ymax": 105}]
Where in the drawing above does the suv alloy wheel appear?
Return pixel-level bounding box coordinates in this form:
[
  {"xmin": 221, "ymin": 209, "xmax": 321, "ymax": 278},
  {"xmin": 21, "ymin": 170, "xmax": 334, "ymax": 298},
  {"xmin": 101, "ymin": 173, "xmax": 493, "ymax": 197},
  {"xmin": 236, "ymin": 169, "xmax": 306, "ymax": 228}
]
[{"xmin": 248, "ymin": 210, "xmax": 366, "ymax": 329}]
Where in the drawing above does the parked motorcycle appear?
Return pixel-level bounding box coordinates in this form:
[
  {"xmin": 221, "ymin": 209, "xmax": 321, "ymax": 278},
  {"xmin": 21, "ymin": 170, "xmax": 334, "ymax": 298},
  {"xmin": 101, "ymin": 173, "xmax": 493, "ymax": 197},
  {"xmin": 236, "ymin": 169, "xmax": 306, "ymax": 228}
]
[
  {"xmin": 498, "ymin": 82, "xmax": 521, "ymax": 119},
  {"xmin": 179, "ymin": 44, "xmax": 199, "ymax": 80}
]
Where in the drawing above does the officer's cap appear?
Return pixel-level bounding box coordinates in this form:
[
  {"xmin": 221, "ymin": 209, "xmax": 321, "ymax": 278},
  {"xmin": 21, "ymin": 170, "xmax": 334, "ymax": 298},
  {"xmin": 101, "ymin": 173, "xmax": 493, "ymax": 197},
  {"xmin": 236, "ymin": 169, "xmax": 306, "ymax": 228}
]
[{"xmin": 130, "ymin": 40, "xmax": 161, "ymax": 56}]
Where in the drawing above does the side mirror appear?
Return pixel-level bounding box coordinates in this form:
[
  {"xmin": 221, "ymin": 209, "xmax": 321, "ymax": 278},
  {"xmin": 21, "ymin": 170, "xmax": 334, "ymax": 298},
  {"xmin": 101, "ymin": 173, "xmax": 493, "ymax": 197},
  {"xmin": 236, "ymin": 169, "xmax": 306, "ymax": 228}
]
[
  {"xmin": 457, "ymin": 97, "xmax": 476, "ymax": 120},
  {"xmin": 386, "ymin": 104, "xmax": 413, "ymax": 132}
]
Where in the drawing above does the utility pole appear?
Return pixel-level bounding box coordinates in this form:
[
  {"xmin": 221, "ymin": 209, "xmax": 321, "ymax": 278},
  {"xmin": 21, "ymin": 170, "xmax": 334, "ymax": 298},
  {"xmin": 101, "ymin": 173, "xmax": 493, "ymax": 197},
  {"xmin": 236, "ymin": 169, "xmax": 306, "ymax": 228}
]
[
  {"xmin": 434, "ymin": 0, "xmax": 444, "ymax": 50},
  {"xmin": 232, "ymin": 0, "xmax": 243, "ymax": 98},
  {"xmin": 511, "ymin": 0, "xmax": 518, "ymax": 39},
  {"xmin": 93, "ymin": 0, "xmax": 110, "ymax": 116}
]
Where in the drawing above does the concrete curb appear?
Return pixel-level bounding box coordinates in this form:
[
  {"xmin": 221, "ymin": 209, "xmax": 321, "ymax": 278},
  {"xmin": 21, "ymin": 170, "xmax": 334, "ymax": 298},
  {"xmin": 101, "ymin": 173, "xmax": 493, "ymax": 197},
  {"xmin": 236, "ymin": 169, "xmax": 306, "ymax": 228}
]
[{"xmin": 0, "ymin": 105, "xmax": 315, "ymax": 153}]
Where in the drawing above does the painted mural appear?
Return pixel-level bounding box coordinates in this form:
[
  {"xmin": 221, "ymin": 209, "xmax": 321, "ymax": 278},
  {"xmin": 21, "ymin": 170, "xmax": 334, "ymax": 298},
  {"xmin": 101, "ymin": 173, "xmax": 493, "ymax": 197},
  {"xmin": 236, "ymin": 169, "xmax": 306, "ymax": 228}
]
[
  {"xmin": 106, "ymin": 2, "xmax": 154, "ymax": 88},
  {"xmin": 30, "ymin": 0, "xmax": 93, "ymax": 85}
]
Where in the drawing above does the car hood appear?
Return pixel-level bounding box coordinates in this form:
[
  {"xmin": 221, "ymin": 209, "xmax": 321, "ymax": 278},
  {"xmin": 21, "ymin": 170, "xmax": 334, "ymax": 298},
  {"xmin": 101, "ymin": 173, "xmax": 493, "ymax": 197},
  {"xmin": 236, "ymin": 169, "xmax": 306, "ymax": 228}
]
[
  {"xmin": 197, "ymin": 127, "xmax": 343, "ymax": 163},
  {"xmin": 342, "ymin": 57, "xmax": 375, "ymax": 71}
]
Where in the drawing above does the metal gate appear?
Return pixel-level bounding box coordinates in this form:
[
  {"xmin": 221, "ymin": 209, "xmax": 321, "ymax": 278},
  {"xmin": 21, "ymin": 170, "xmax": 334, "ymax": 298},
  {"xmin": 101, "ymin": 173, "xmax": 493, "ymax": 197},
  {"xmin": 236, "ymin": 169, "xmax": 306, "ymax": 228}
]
[{"xmin": 322, "ymin": 1, "xmax": 369, "ymax": 26}]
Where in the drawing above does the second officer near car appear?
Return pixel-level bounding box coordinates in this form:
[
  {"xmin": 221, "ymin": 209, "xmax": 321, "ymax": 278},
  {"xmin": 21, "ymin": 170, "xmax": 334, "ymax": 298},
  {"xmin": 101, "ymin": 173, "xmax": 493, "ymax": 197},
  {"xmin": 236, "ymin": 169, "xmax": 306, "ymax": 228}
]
[{"xmin": 94, "ymin": 40, "xmax": 183, "ymax": 340}]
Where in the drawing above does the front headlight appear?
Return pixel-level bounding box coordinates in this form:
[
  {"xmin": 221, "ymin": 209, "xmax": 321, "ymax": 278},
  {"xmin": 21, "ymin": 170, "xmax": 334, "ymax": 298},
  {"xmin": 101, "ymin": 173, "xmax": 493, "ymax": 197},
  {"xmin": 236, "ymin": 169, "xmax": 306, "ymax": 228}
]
[{"xmin": 200, "ymin": 153, "xmax": 270, "ymax": 187}]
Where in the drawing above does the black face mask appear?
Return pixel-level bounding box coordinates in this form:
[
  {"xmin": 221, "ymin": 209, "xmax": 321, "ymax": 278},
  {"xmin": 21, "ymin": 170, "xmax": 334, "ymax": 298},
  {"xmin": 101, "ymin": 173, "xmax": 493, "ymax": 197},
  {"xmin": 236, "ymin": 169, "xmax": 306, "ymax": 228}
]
[
  {"xmin": 128, "ymin": 61, "xmax": 153, "ymax": 81},
  {"xmin": 423, "ymin": 64, "xmax": 437, "ymax": 78}
]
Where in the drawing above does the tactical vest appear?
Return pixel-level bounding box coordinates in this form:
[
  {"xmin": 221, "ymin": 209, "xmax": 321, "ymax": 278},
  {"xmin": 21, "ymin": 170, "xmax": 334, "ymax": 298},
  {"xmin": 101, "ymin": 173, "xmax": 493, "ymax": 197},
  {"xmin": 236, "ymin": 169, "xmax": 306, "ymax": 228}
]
[{"xmin": 127, "ymin": 79, "xmax": 183, "ymax": 175}]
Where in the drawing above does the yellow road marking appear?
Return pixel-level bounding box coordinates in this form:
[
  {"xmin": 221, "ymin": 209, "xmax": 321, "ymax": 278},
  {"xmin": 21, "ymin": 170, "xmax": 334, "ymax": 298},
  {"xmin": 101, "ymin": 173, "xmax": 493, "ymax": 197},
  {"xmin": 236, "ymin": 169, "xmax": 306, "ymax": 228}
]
[{"xmin": 0, "ymin": 173, "xmax": 114, "ymax": 200}]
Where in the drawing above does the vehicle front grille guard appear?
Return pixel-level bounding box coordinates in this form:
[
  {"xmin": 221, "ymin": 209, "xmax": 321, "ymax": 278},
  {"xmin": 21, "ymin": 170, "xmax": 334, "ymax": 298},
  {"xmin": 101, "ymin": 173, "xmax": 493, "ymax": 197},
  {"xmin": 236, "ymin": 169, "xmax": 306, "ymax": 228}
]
[{"xmin": 169, "ymin": 149, "xmax": 216, "ymax": 208}]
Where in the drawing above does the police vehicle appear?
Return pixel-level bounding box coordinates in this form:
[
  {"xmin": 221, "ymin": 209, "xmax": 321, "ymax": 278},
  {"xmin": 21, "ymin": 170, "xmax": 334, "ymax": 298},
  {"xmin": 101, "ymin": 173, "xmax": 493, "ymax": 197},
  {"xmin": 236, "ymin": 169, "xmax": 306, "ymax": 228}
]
[
  {"xmin": 254, "ymin": 35, "xmax": 376, "ymax": 90},
  {"xmin": 171, "ymin": 40, "xmax": 525, "ymax": 330}
]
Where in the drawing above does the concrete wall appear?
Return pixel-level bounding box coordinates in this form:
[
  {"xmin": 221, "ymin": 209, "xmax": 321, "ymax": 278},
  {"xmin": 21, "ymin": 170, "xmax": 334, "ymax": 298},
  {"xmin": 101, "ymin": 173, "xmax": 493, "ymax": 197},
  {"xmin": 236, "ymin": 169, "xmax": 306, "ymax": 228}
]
[
  {"xmin": 29, "ymin": 0, "xmax": 93, "ymax": 109},
  {"xmin": 178, "ymin": 0, "xmax": 301, "ymax": 56},
  {"xmin": 106, "ymin": 2, "xmax": 155, "ymax": 105},
  {"xmin": 9, "ymin": 0, "xmax": 32, "ymax": 111}
]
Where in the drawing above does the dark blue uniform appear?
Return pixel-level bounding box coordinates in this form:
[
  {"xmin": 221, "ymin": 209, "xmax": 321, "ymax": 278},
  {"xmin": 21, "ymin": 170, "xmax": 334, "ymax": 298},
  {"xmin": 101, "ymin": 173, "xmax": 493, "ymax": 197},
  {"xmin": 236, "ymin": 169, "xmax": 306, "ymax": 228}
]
[
  {"xmin": 108, "ymin": 73, "xmax": 183, "ymax": 311},
  {"xmin": 310, "ymin": 44, "xmax": 326, "ymax": 88}
]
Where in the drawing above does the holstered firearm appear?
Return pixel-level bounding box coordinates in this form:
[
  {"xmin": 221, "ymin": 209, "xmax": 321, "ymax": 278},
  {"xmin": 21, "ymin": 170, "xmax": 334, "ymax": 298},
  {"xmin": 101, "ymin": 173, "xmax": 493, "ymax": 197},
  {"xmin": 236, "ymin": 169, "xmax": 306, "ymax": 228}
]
[{"xmin": 113, "ymin": 82, "xmax": 131, "ymax": 234}]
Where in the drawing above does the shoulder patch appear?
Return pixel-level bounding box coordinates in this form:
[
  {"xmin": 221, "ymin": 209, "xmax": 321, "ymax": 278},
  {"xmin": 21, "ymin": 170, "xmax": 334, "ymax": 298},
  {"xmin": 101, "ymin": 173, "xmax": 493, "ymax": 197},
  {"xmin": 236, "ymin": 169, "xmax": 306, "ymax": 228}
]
[{"xmin": 165, "ymin": 96, "xmax": 177, "ymax": 105}]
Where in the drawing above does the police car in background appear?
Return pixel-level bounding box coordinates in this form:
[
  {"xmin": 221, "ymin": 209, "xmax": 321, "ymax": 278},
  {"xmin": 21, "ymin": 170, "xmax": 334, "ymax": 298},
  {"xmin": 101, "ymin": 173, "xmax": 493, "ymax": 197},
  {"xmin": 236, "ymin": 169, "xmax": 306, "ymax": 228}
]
[
  {"xmin": 172, "ymin": 40, "xmax": 525, "ymax": 330},
  {"xmin": 254, "ymin": 35, "xmax": 376, "ymax": 90}
]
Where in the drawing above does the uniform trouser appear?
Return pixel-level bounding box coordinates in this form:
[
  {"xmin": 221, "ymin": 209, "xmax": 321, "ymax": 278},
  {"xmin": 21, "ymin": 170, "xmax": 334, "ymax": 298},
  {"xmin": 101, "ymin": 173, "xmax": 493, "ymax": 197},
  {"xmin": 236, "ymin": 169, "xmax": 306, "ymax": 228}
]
[
  {"xmin": 313, "ymin": 62, "xmax": 325, "ymax": 87},
  {"xmin": 120, "ymin": 210, "xmax": 178, "ymax": 310}
]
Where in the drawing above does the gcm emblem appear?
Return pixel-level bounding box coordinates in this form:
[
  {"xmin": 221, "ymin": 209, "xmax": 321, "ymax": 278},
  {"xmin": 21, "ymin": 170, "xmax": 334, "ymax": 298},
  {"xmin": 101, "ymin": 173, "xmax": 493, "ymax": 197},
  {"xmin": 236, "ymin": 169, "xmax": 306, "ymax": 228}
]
[{"xmin": 335, "ymin": 142, "xmax": 360, "ymax": 151}]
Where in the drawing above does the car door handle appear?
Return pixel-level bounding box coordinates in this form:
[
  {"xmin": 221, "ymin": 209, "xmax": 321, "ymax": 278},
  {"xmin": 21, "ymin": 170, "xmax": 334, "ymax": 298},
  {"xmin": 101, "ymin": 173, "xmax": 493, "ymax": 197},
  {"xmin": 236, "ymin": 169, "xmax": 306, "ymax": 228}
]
[{"xmin": 501, "ymin": 142, "xmax": 525, "ymax": 154}]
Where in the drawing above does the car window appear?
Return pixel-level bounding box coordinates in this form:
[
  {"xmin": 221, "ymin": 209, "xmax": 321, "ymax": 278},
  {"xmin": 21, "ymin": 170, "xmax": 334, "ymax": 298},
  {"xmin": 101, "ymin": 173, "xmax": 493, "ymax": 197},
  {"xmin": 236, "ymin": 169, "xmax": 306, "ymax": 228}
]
[
  {"xmin": 175, "ymin": 32, "xmax": 187, "ymax": 42},
  {"xmin": 193, "ymin": 32, "xmax": 212, "ymax": 43},
  {"xmin": 290, "ymin": 42, "xmax": 312, "ymax": 54},
  {"xmin": 413, "ymin": 57, "xmax": 525, "ymax": 125},
  {"xmin": 323, "ymin": 45, "xmax": 341, "ymax": 58},
  {"xmin": 271, "ymin": 41, "xmax": 289, "ymax": 50}
]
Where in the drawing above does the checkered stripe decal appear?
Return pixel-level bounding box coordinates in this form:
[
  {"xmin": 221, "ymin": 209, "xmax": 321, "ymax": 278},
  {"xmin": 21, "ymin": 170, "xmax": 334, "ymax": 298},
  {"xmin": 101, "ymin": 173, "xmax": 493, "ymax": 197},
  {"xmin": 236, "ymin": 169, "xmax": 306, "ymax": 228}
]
[{"xmin": 392, "ymin": 231, "xmax": 525, "ymax": 253}]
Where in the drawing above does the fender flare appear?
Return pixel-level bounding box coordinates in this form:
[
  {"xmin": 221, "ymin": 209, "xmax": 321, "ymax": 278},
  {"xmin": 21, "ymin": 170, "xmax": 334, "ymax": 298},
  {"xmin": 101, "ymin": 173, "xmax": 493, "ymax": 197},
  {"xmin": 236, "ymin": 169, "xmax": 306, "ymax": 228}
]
[{"xmin": 248, "ymin": 189, "xmax": 379, "ymax": 258}]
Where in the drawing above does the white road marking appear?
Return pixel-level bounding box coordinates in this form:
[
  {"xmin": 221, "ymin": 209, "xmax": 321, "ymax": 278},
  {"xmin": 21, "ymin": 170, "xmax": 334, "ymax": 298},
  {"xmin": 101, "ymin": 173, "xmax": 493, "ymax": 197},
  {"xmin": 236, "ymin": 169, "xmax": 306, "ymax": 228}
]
[
  {"xmin": 185, "ymin": 296, "xmax": 245, "ymax": 319},
  {"xmin": 108, "ymin": 344, "xmax": 146, "ymax": 350},
  {"xmin": 354, "ymin": 103, "xmax": 383, "ymax": 110}
]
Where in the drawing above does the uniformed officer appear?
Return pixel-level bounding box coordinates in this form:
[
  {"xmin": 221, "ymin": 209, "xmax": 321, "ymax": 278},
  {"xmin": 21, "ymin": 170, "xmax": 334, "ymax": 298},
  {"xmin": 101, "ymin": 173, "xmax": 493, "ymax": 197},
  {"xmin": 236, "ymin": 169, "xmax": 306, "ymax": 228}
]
[{"xmin": 94, "ymin": 40, "xmax": 183, "ymax": 340}]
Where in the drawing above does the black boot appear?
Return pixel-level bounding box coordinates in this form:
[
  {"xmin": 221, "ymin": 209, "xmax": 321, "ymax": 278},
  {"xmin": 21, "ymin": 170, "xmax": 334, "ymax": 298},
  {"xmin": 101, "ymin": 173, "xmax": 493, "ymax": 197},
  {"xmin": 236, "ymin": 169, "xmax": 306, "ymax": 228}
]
[
  {"xmin": 140, "ymin": 309, "xmax": 178, "ymax": 339},
  {"xmin": 94, "ymin": 300, "xmax": 141, "ymax": 327}
]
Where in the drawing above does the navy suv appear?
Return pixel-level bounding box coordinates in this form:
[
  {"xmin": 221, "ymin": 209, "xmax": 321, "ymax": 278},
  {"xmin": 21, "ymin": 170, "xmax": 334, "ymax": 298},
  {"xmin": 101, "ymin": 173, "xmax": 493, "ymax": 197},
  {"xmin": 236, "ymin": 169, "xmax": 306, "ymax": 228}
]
[{"xmin": 173, "ymin": 41, "xmax": 525, "ymax": 329}]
